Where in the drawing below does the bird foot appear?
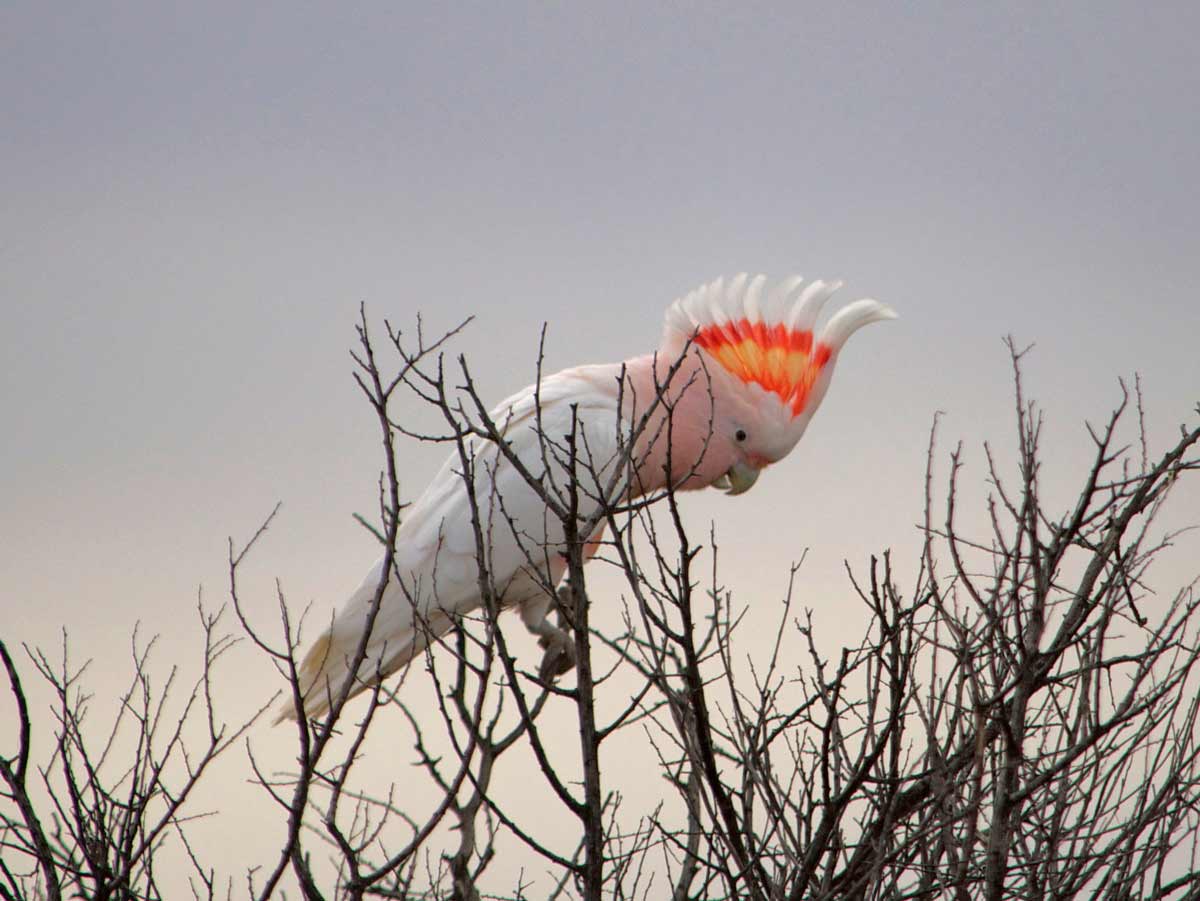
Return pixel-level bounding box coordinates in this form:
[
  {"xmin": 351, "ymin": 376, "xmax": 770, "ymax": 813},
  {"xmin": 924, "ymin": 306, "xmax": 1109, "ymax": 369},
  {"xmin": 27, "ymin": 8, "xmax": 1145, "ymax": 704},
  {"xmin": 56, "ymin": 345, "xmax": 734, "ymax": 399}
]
[{"xmin": 537, "ymin": 627, "xmax": 577, "ymax": 682}]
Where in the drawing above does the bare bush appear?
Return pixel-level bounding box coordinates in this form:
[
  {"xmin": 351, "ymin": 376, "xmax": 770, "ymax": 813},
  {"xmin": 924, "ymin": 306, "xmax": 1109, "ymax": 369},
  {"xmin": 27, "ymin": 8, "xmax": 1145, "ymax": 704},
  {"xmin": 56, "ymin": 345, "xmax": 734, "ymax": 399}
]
[
  {"xmin": 3, "ymin": 317, "xmax": 1198, "ymax": 900},
  {"xmin": 0, "ymin": 607, "xmax": 261, "ymax": 900}
]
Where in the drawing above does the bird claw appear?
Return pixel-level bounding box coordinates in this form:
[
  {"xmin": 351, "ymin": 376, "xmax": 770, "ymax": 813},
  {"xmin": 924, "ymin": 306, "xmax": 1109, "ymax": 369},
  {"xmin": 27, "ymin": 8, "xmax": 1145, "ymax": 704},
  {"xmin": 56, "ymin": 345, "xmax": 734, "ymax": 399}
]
[
  {"xmin": 537, "ymin": 628, "xmax": 577, "ymax": 682},
  {"xmin": 555, "ymin": 583, "xmax": 577, "ymax": 618}
]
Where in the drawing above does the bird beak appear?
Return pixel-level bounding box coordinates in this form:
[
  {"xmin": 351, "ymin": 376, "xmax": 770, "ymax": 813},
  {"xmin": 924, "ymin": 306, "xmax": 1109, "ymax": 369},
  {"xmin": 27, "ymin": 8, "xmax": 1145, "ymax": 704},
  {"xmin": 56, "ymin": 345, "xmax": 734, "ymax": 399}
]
[{"xmin": 717, "ymin": 460, "xmax": 761, "ymax": 496}]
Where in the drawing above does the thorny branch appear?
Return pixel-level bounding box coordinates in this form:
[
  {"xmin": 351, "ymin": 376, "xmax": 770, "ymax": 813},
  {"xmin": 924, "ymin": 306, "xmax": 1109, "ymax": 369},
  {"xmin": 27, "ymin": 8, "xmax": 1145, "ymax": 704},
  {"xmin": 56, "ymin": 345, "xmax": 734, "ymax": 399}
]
[{"xmin": 3, "ymin": 320, "xmax": 1198, "ymax": 900}]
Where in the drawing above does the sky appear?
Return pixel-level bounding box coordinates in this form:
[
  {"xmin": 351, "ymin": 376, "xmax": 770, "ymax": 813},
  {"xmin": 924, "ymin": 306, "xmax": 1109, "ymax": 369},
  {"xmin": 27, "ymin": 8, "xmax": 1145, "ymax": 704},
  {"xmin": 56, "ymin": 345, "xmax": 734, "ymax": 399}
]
[{"xmin": 2, "ymin": 2, "xmax": 1199, "ymax": 895}]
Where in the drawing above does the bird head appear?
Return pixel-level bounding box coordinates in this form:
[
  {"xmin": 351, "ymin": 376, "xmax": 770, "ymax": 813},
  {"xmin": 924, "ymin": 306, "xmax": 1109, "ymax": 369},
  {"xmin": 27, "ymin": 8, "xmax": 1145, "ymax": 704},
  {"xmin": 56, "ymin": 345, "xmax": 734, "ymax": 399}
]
[{"xmin": 659, "ymin": 273, "xmax": 896, "ymax": 495}]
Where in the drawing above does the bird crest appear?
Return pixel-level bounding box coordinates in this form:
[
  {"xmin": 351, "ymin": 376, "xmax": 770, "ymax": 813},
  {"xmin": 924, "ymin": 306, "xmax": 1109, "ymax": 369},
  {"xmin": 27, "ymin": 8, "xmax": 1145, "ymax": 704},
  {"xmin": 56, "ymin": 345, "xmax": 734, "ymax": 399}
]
[{"xmin": 663, "ymin": 274, "xmax": 895, "ymax": 417}]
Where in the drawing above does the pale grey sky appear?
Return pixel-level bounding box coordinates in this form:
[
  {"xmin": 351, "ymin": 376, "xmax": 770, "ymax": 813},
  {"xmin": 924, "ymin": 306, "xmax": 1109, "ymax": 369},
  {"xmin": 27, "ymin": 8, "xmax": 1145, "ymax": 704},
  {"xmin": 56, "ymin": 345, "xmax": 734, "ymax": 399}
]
[{"xmin": 2, "ymin": 2, "xmax": 1199, "ymax": 894}]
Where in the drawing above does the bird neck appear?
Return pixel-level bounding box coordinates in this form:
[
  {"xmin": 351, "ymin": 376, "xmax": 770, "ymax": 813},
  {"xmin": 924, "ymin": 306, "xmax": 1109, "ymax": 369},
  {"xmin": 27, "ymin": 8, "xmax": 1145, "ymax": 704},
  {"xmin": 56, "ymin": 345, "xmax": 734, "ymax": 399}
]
[{"xmin": 619, "ymin": 351, "xmax": 736, "ymax": 496}]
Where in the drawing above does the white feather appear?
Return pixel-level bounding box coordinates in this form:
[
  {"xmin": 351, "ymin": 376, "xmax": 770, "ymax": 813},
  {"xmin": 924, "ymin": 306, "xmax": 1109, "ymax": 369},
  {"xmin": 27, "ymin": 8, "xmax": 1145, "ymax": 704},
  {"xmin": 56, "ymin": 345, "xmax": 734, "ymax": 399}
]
[
  {"xmin": 727, "ymin": 272, "xmax": 749, "ymax": 316},
  {"xmin": 706, "ymin": 276, "xmax": 729, "ymax": 327},
  {"xmin": 786, "ymin": 278, "xmax": 843, "ymax": 334},
  {"xmin": 665, "ymin": 301, "xmax": 692, "ymax": 341},
  {"xmin": 765, "ymin": 274, "xmax": 805, "ymax": 324},
  {"xmin": 743, "ymin": 273, "xmax": 767, "ymax": 323},
  {"xmin": 681, "ymin": 288, "xmax": 707, "ymax": 329},
  {"xmin": 819, "ymin": 299, "xmax": 898, "ymax": 351}
]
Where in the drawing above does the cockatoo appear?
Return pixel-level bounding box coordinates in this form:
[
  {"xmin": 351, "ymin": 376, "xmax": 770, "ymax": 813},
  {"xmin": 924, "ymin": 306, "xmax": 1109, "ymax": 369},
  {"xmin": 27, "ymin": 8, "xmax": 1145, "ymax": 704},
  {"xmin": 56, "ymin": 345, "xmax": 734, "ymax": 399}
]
[{"xmin": 278, "ymin": 274, "xmax": 894, "ymax": 722}]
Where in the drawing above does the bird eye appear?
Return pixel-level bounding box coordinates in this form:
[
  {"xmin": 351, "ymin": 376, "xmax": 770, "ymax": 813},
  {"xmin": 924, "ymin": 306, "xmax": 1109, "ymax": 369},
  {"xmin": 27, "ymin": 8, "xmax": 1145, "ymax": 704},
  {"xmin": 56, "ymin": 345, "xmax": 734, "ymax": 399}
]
[{"xmin": 735, "ymin": 429, "xmax": 747, "ymax": 442}]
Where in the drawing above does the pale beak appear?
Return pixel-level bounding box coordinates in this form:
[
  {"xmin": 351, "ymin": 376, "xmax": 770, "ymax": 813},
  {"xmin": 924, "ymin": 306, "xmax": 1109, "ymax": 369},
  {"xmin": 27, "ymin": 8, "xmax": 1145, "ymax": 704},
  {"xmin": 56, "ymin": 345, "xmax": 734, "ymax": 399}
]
[{"xmin": 721, "ymin": 460, "xmax": 761, "ymax": 496}]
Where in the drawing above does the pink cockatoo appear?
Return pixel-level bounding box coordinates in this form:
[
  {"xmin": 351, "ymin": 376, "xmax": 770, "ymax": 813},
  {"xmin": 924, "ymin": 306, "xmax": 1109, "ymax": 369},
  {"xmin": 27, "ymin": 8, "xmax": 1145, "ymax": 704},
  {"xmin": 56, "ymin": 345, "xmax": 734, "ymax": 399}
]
[{"xmin": 279, "ymin": 274, "xmax": 895, "ymax": 722}]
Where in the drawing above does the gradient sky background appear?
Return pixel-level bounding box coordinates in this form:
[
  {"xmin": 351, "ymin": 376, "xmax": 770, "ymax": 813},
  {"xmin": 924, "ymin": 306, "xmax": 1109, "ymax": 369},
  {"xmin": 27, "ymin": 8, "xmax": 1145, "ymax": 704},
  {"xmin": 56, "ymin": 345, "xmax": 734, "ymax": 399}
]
[{"xmin": 3, "ymin": 2, "xmax": 1199, "ymax": 894}]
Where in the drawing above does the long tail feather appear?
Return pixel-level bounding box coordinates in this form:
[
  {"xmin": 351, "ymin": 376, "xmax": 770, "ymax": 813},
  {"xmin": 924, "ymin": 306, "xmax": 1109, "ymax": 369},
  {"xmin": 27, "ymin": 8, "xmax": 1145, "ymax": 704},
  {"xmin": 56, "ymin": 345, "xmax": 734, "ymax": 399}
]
[{"xmin": 273, "ymin": 626, "xmax": 415, "ymax": 724}]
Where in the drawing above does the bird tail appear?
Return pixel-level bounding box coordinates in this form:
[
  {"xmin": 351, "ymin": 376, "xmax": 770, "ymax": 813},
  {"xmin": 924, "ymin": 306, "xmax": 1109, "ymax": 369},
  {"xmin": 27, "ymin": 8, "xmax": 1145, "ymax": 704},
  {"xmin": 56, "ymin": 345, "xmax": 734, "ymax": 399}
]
[{"xmin": 272, "ymin": 624, "xmax": 415, "ymax": 725}]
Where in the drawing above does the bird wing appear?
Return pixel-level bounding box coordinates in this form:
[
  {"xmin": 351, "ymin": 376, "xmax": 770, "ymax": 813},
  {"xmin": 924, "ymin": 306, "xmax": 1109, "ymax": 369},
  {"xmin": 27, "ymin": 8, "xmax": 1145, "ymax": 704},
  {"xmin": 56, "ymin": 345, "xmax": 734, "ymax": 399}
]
[{"xmin": 281, "ymin": 364, "xmax": 627, "ymax": 721}]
